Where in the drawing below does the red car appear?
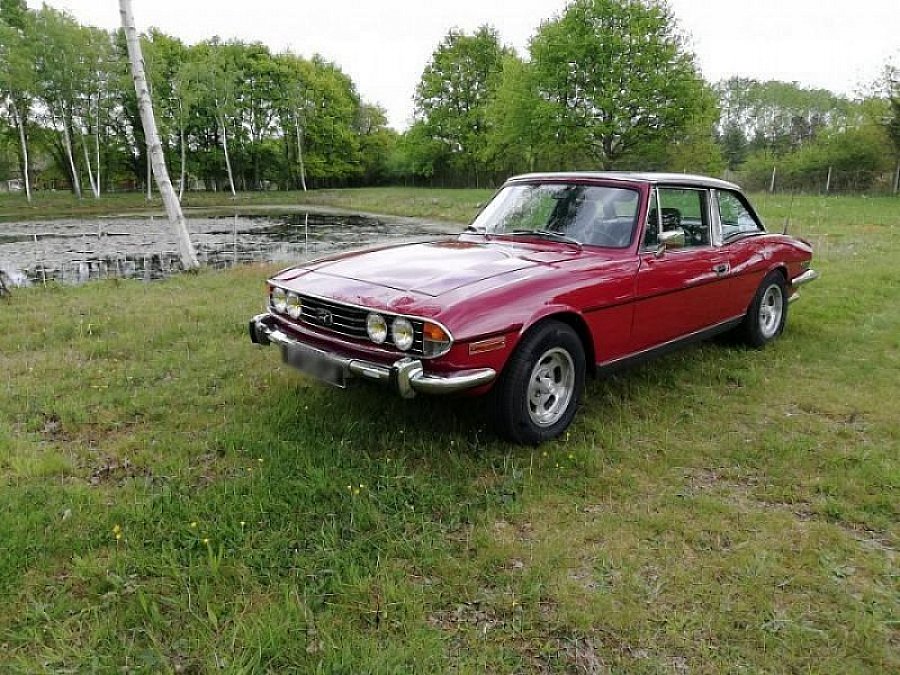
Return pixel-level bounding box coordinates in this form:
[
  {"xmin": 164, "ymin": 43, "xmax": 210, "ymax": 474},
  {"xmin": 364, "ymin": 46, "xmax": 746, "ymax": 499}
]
[{"xmin": 249, "ymin": 173, "xmax": 818, "ymax": 444}]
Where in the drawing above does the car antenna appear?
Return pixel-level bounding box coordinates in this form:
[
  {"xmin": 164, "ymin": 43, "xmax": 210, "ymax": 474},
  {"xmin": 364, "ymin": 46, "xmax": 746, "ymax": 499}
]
[{"xmin": 782, "ymin": 190, "xmax": 795, "ymax": 235}]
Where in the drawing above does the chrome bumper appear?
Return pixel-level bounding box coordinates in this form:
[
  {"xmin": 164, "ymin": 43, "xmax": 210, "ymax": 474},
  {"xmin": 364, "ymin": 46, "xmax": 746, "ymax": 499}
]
[
  {"xmin": 788, "ymin": 268, "xmax": 819, "ymax": 304},
  {"xmin": 249, "ymin": 313, "xmax": 496, "ymax": 398}
]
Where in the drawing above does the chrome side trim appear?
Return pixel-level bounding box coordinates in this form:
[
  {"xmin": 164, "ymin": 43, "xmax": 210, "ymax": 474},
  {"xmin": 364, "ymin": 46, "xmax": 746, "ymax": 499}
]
[
  {"xmin": 249, "ymin": 313, "xmax": 495, "ymax": 397},
  {"xmin": 791, "ymin": 269, "xmax": 819, "ymax": 287}
]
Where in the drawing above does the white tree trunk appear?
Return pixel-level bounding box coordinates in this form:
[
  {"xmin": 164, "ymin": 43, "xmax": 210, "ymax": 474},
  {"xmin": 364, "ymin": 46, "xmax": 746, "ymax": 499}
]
[
  {"xmin": 61, "ymin": 116, "xmax": 82, "ymax": 199},
  {"xmin": 95, "ymin": 92, "xmax": 102, "ymax": 196},
  {"xmin": 219, "ymin": 115, "xmax": 236, "ymax": 196},
  {"xmin": 146, "ymin": 145, "xmax": 152, "ymax": 200},
  {"xmin": 119, "ymin": 0, "xmax": 199, "ymax": 269},
  {"xmin": 9, "ymin": 100, "xmax": 31, "ymax": 203},
  {"xmin": 81, "ymin": 131, "xmax": 100, "ymax": 198},
  {"xmin": 179, "ymin": 123, "xmax": 186, "ymax": 201},
  {"xmin": 294, "ymin": 116, "xmax": 307, "ymax": 192}
]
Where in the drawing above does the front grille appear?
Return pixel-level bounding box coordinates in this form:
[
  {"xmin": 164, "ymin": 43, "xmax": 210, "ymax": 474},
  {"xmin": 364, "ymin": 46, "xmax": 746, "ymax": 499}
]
[{"xmin": 296, "ymin": 294, "xmax": 426, "ymax": 355}]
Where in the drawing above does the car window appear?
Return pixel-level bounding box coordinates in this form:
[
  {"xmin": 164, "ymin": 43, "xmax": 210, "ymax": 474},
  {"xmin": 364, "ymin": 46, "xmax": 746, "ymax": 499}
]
[
  {"xmin": 643, "ymin": 187, "xmax": 709, "ymax": 249},
  {"xmin": 470, "ymin": 183, "xmax": 640, "ymax": 248},
  {"xmin": 718, "ymin": 190, "xmax": 762, "ymax": 239}
]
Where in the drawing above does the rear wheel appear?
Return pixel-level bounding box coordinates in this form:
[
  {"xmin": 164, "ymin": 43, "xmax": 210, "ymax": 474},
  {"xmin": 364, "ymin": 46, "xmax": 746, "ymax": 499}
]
[
  {"xmin": 491, "ymin": 321, "xmax": 586, "ymax": 444},
  {"xmin": 739, "ymin": 271, "xmax": 787, "ymax": 347}
]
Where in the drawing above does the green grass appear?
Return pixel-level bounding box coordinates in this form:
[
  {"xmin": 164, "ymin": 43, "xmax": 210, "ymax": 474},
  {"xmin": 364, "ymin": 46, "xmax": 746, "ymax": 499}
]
[
  {"xmin": 0, "ymin": 187, "xmax": 489, "ymax": 224},
  {"xmin": 0, "ymin": 192, "xmax": 897, "ymax": 672}
]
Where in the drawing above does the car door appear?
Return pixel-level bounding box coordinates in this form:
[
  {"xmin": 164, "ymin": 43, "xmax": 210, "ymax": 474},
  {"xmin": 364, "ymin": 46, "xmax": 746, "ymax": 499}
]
[
  {"xmin": 714, "ymin": 189, "xmax": 769, "ymax": 318},
  {"xmin": 632, "ymin": 186, "xmax": 733, "ymax": 351}
]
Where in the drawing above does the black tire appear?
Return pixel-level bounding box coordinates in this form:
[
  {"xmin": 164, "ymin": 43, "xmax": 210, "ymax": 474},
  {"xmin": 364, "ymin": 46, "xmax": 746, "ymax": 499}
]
[
  {"xmin": 491, "ymin": 321, "xmax": 586, "ymax": 445},
  {"xmin": 738, "ymin": 270, "xmax": 788, "ymax": 348}
]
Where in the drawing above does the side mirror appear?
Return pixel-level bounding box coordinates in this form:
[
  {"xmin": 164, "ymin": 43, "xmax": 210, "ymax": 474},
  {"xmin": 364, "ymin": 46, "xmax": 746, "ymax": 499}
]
[{"xmin": 656, "ymin": 229, "xmax": 685, "ymax": 257}]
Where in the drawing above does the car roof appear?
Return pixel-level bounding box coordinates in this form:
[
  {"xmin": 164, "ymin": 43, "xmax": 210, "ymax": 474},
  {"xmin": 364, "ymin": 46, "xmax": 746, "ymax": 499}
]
[{"xmin": 506, "ymin": 171, "xmax": 742, "ymax": 191}]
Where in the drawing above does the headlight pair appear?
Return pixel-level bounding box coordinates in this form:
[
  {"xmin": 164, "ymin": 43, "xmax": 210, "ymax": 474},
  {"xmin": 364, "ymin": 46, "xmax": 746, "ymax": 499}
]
[
  {"xmin": 270, "ymin": 287, "xmax": 302, "ymax": 319},
  {"xmin": 367, "ymin": 313, "xmax": 414, "ymax": 351}
]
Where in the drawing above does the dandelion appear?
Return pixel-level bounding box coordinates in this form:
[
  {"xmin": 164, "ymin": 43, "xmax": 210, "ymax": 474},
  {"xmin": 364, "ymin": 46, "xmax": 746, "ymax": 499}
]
[
  {"xmin": 353, "ymin": 488, "xmax": 360, "ymax": 495},
  {"xmin": 568, "ymin": 453, "xmax": 574, "ymax": 460},
  {"xmin": 542, "ymin": 451, "xmax": 548, "ymax": 457},
  {"xmin": 257, "ymin": 458, "xmax": 264, "ymax": 464},
  {"xmin": 115, "ymin": 533, "xmax": 122, "ymax": 541},
  {"xmin": 112, "ymin": 524, "xmax": 122, "ymax": 534},
  {"xmin": 202, "ymin": 538, "xmax": 210, "ymax": 545},
  {"xmin": 240, "ymin": 521, "xmax": 246, "ymax": 528},
  {"xmin": 190, "ymin": 521, "xmax": 198, "ymax": 529}
]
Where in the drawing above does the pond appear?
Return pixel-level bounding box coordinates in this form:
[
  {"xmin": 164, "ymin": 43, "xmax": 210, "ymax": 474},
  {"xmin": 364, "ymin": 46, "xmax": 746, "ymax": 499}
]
[{"xmin": 0, "ymin": 209, "xmax": 459, "ymax": 286}]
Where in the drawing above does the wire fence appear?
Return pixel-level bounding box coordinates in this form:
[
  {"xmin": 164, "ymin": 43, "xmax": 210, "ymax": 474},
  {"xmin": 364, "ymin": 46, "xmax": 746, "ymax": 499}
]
[{"xmin": 725, "ymin": 166, "xmax": 900, "ymax": 195}]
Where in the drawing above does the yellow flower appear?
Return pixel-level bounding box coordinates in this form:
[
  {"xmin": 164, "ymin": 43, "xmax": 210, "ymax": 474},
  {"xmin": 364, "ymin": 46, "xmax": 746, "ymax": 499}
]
[
  {"xmin": 257, "ymin": 458, "xmax": 264, "ymax": 464},
  {"xmin": 353, "ymin": 488, "xmax": 360, "ymax": 495},
  {"xmin": 115, "ymin": 533, "xmax": 122, "ymax": 541},
  {"xmin": 190, "ymin": 521, "xmax": 198, "ymax": 529},
  {"xmin": 240, "ymin": 521, "xmax": 246, "ymax": 527},
  {"xmin": 112, "ymin": 524, "xmax": 122, "ymax": 534},
  {"xmin": 202, "ymin": 538, "xmax": 210, "ymax": 545}
]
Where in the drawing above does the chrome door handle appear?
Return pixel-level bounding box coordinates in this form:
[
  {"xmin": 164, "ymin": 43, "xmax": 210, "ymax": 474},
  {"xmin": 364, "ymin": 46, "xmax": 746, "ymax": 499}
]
[{"xmin": 713, "ymin": 263, "xmax": 730, "ymax": 276}]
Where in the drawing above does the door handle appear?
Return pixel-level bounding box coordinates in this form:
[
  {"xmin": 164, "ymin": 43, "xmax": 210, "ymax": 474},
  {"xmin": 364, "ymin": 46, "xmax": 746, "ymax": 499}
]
[{"xmin": 713, "ymin": 263, "xmax": 730, "ymax": 276}]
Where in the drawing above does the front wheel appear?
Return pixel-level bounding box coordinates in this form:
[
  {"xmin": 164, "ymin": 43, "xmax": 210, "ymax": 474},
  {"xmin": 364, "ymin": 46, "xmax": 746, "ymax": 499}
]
[
  {"xmin": 491, "ymin": 321, "xmax": 586, "ymax": 445},
  {"xmin": 739, "ymin": 271, "xmax": 788, "ymax": 348}
]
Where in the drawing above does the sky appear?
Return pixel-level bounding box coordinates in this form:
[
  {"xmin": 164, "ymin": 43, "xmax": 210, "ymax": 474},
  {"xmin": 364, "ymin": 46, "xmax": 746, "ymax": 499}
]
[{"xmin": 27, "ymin": 0, "xmax": 900, "ymax": 129}]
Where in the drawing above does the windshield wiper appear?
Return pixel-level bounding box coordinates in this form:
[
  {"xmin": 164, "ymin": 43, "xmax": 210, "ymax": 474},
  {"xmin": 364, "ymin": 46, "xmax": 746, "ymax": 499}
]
[{"xmin": 508, "ymin": 229, "xmax": 583, "ymax": 250}]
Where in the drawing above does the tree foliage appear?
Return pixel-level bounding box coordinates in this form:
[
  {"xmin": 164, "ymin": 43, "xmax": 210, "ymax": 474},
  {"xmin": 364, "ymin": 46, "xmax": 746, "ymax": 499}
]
[
  {"xmin": 0, "ymin": 5, "xmax": 391, "ymax": 194},
  {"xmin": 413, "ymin": 26, "xmax": 510, "ymax": 185},
  {"xmin": 527, "ymin": 0, "xmax": 713, "ymax": 169}
]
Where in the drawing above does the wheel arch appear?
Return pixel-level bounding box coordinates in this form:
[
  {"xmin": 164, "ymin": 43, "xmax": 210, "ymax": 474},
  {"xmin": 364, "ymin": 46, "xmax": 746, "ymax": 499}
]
[{"xmin": 518, "ymin": 310, "xmax": 596, "ymax": 377}]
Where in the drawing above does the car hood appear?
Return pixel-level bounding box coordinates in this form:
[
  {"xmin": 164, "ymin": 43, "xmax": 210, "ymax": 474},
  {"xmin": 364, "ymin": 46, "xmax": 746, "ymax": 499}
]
[{"xmin": 281, "ymin": 240, "xmax": 576, "ymax": 297}]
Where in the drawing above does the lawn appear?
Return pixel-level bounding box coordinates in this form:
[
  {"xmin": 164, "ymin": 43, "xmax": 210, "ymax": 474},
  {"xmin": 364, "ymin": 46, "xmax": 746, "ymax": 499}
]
[
  {"xmin": 0, "ymin": 191, "xmax": 897, "ymax": 672},
  {"xmin": 0, "ymin": 187, "xmax": 489, "ymax": 224}
]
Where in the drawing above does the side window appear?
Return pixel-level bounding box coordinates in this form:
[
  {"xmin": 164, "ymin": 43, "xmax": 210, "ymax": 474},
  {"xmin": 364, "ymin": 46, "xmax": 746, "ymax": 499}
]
[
  {"xmin": 718, "ymin": 191, "xmax": 762, "ymax": 239},
  {"xmin": 643, "ymin": 187, "xmax": 709, "ymax": 249}
]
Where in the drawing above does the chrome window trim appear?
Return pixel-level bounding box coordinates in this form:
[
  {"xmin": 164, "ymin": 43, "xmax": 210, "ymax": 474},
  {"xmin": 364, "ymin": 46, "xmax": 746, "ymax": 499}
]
[
  {"xmin": 714, "ymin": 189, "xmax": 767, "ymax": 244},
  {"xmin": 641, "ymin": 185, "xmax": 713, "ymax": 253},
  {"xmin": 267, "ymin": 284, "xmax": 454, "ymax": 359}
]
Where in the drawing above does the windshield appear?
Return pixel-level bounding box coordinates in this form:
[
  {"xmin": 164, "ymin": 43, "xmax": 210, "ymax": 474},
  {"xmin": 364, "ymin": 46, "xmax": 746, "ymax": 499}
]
[{"xmin": 470, "ymin": 183, "xmax": 640, "ymax": 248}]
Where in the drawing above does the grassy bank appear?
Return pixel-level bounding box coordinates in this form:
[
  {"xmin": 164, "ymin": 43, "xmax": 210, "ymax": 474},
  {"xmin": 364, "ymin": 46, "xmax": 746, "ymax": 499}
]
[
  {"xmin": 0, "ymin": 194, "xmax": 897, "ymax": 671},
  {"xmin": 0, "ymin": 187, "xmax": 490, "ymax": 224}
]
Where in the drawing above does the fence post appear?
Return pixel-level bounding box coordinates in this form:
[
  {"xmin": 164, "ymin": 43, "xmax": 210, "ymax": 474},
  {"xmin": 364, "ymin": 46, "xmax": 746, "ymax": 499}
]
[
  {"xmin": 894, "ymin": 161, "xmax": 900, "ymax": 195},
  {"xmin": 825, "ymin": 166, "xmax": 832, "ymax": 194},
  {"xmin": 769, "ymin": 165, "xmax": 777, "ymax": 193}
]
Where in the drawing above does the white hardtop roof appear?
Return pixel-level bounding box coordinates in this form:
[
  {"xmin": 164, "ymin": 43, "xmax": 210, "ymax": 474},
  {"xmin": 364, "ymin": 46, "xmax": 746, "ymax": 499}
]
[{"xmin": 507, "ymin": 171, "xmax": 742, "ymax": 191}]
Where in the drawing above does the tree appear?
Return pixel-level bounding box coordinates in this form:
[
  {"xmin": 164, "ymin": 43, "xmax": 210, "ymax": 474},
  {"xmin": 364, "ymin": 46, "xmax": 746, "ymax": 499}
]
[
  {"xmin": 120, "ymin": 0, "xmax": 198, "ymax": 268},
  {"xmin": 528, "ymin": 0, "xmax": 713, "ymax": 169},
  {"xmin": 0, "ymin": 4, "xmax": 34, "ymax": 201},
  {"xmin": 414, "ymin": 26, "xmax": 510, "ymax": 186}
]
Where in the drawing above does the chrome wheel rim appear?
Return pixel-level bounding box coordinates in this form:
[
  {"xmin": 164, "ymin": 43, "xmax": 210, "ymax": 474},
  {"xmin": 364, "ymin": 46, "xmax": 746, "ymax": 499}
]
[
  {"xmin": 526, "ymin": 347, "xmax": 575, "ymax": 427},
  {"xmin": 758, "ymin": 284, "xmax": 784, "ymax": 338}
]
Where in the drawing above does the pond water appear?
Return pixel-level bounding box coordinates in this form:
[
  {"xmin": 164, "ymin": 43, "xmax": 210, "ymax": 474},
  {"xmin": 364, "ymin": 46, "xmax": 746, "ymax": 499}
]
[{"xmin": 0, "ymin": 209, "xmax": 458, "ymax": 286}]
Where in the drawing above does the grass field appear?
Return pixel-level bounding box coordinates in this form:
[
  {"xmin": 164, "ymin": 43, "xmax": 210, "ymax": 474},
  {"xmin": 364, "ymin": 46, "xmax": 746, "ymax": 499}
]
[
  {"xmin": 0, "ymin": 187, "xmax": 489, "ymax": 224},
  {"xmin": 0, "ymin": 190, "xmax": 897, "ymax": 672}
]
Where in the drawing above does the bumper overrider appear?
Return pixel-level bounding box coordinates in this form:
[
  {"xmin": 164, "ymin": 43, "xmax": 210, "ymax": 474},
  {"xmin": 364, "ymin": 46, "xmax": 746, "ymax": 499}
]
[
  {"xmin": 788, "ymin": 268, "xmax": 819, "ymax": 303},
  {"xmin": 249, "ymin": 313, "xmax": 496, "ymax": 398}
]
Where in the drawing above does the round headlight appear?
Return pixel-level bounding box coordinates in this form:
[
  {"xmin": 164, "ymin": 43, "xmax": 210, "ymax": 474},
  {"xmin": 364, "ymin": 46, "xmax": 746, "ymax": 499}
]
[
  {"xmin": 366, "ymin": 313, "xmax": 388, "ymax": 344},
  {"xmin": 271, "ymin": 287, "xmax": 287, "ymax": 313},
  {"xmin": 286, "ymin": 292, "xmax": 302, "ymax": 319},
  {"xmin": 392, "ymin": 317, "xmax": 414, "ymax": 351}
]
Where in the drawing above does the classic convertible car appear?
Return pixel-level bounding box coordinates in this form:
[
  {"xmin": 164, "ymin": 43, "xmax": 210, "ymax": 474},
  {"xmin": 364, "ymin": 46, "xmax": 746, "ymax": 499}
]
[{"xmin": 249, "ymin": 173, "xmax": 818, "ymax": 443}]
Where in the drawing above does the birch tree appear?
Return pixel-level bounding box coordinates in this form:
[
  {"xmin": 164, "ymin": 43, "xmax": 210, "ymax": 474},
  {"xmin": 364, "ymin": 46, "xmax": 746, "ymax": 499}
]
[
  {"xmin": 119, "ymin": 0, "xmax": 198, "ymax": 269},
  {"xmin": 0, "ymin": 18, "xmax": 33, "ymax": 201}
]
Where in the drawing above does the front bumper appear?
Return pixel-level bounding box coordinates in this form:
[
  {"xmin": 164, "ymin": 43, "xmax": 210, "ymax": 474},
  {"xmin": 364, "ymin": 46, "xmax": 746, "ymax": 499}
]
[
  {"xmin": 788, "ymin": 268, "xmax": 819, "ymax": 303},
  {"xmin": 249, "ymin": 313, "xmax": 496, "ymax": 398}
]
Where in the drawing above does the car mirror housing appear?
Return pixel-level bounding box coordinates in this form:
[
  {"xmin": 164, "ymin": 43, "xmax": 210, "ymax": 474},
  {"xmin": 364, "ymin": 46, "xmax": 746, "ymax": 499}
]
[{"xmin": 656, "ymin": 228, "xmax": 685, "ymax": 256}]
